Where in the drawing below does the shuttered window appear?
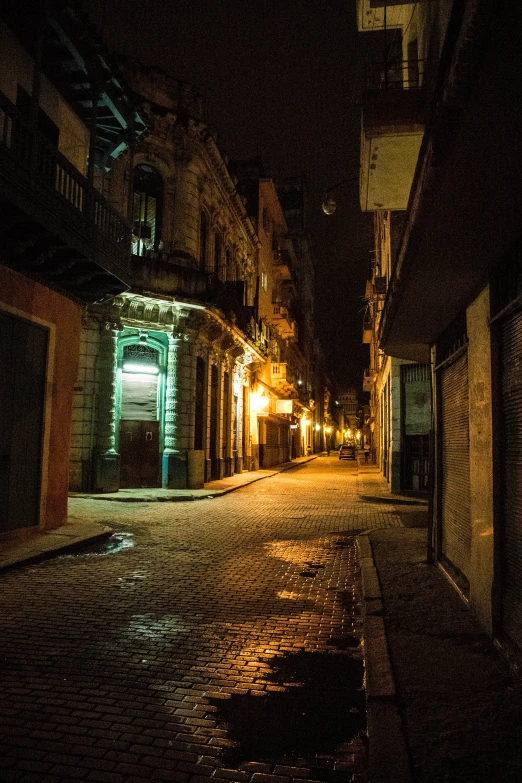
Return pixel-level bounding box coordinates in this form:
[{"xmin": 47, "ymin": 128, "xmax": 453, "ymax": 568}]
[
  {"xmin": 501, "ymin": 308, "xmax": 522, "ymax": 650},
  {"xmin": 441, "ymin": 352, "xmax": 471, "ymax": 583}
]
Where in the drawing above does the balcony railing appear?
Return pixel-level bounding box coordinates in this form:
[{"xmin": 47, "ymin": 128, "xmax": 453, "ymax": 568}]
[
  {"xmin": 0, "ymin": 89, "xmax": 131, "ymax": 268},
  {"xmin": 365, "ymin": 59, "xmax": 425, "ymax": 91}
]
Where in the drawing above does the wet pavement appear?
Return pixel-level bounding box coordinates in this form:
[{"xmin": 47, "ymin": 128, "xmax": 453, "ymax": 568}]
[{"xmin": 0, "ymin": 457, "xmax": 401, "ymax": 783}]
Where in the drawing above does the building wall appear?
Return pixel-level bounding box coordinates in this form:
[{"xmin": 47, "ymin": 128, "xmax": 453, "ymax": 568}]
[
  {"xmin": 69, "ymin": 318, "xmax": 100, "ymax": 492},
  {"xmin": 0, "ymin": 265, "xmax": 81, "ymax": 529},
  {"xmin": 467, "ymin": 286, "xmax": 494, "ymax": 632},
  {"xmin": 0, "ymin": 20, "xmax": 89, "ymax": 174}
]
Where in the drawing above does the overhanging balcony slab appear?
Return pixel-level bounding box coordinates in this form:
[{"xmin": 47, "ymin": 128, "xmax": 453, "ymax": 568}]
[
  {"xmin": 360, "ymin": 88, "xmax": 424, "ymax": 211},
  {"xmin": 356, "ymin": 0, "xmax": 416, "ymax": 33}
]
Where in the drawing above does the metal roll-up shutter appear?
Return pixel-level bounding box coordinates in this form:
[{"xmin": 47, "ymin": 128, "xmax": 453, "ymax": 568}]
[
  {"xmin": 501, "ymin": 308, "xmax": 522, "ymax": 650},
  {"xmin": 441, "ymin": 352, "xmax": 471, "ymax": 582}
]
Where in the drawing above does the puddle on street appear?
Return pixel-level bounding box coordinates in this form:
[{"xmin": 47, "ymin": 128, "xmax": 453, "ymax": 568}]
[
  {"xmin": 209, "ymin": 649, "xmax": 365, "ymax": 765},
  {"xmin": 59, "ymin": 531, "xmax": 136, "ymax": 558}
]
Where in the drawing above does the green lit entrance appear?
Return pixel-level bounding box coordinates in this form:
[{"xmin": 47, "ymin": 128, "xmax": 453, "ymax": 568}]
[{"xmin": 118, "ymin": 340, "xmax": 163, "ymax": 488}]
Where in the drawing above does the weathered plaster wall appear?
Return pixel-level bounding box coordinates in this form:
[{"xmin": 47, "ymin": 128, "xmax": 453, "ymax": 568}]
[
  {"xmin": 0, "ymin": 266, "xmax": 81, "ymax": 529},
  {"xmin": 69, "ymin": 318, "xmax": 101, "ymax": 492},
  {"xmin": 467, "ymin": 286, "xmax": 494, "ymax": 633}
]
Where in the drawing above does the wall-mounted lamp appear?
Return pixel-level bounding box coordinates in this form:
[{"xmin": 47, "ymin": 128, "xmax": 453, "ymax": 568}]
[{"xmin": 321, "ymin": 174, "xmax": 359, "ymax": 215}]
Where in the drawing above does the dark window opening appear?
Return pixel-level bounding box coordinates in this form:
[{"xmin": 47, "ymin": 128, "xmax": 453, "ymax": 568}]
[
  {"xmin": 132, "ymin": 165, "xmax": 163, "ymax": 256},
  {"xmin": 200, "ymin": 212, "xmax": 208, "ymax": 270},
  {"xmin": 194, "ymin": 357, "xmax": 205, "ymax": 450}
]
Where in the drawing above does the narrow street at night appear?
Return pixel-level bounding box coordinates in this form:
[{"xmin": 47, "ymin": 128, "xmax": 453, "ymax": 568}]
[{"xmin": 0, "ymin": 458, "xmax": 400, "ymax": 783}]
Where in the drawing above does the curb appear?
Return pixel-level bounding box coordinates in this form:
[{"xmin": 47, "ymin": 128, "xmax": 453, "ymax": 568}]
[
  {"xmin": 3, "ymin": 457, "xmax": 319, "ymax": 573},
  {"xmin": 357, "ymin": 533, "xmax": 412, "ymax": 783},
  {"xmin": 72, "ymin": 456, "xmax": 318, "ymax": 503},
  {"xmin": 0, "ymin": 525, "xmax": 113, "ymax": 574}
]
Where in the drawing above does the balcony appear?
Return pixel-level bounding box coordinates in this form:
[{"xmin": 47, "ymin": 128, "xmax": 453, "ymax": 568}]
[
  {"xmin": 0, "ymin": 90, "xmax": 131, "ymax": 302},
  {"xmin": 363, "ymin": 312, "xmax": 374, "ymax": 343},
  {"xmin": 272, "ymin": 246, "xmax": 293, "ymax": 281},
  {"xmin": 271, "ymin": 362, "xmax": 288, "ymax": 383},
  {"xmin": 360, "ymin": 60, "xmax": 425, "ymax": 211},
  {"xmin": 356, "ymin": 0, "xmax": 417, "ymax": 33}
]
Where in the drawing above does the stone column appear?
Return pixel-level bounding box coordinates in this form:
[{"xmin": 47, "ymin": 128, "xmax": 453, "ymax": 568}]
[
  {"xmin": 162, "ymin": 334, "xmax": 186, "ymax": 489},
  {"xmin": 171, "ymin": 159, "xmax": 199, "ymax": 263},
  {"xmin": 92, "ymin": 325, "xmax": 120, "ymax": 492}
]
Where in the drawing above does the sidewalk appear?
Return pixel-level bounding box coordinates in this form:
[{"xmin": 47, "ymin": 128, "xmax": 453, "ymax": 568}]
[
  {"xmin": 357, "ymin": 466, "xmax": 522, "ymax": 783},
  {"xmin": 0, "ymin": 455, "xmax": 316, "ymax": 572}
]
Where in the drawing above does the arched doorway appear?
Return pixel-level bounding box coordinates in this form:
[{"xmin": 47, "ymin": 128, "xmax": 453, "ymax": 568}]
[{"xmin": 119, "ymin": 342, "xmax": 162, "ymax": 488}]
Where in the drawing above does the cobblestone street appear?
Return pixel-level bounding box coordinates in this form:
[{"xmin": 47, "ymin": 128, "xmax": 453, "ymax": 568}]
[{"xmin": 0, "ymin": 458, "xmax": 401, "ymax": 783}]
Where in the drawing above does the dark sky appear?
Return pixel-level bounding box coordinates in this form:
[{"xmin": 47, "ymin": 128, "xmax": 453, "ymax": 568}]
[{"xmin": 83, "ymin": 0, "xmax": 386, "ymax": 392}]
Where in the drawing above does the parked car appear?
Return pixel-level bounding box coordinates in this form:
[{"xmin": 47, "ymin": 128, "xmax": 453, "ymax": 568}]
[{"xmin": 339, "ymin": 444, "xmax": 356, "ymax": 460}]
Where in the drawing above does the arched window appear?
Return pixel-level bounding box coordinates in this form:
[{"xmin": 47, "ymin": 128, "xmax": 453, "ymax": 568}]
[
  {"xmin": 226, "ymin": 248, "xmax": 235, "ymax": 282},
  {"xmin": 213, "ymin": 231, "xmax": 221, "ymax": 275},
  {"xmin": 132, "ymin": 165, "xmax": 163, "ymax": 256},
  {"xmin": 218, "ymin": 244, "xmax": 228, "ymax": 281},
  {"xmin": 199, "ymin": 212, "xmax": 208, "ymax": 270}
]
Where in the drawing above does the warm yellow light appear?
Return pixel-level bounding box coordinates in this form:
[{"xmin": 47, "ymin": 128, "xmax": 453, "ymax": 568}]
[
  {"xmin": 251, "ymin": 391, "xmax": 270, "ymax": 415},
  {"xmin": 325, "ymin": 426, "xmax": 332, "ymax": 434},
  {"xmin": 347, "ymin": 429, "xmax": 352, "ymax": 437}
]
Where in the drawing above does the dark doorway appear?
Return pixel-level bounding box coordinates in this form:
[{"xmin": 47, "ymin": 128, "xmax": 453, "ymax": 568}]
[
  {"xmin": 194, "ymin": 357, "xmax": 205, "ymax": 451},
  {"xmin": 223, "ymin": 371, "xmax": 231, "ymax": 474},
  {"xmin": 242, "ymin": 385, "xmax": 249, "ymax": 470},
  {"xmin": 402, "ymin": 434, "xmax": 430, "ymax": 492},
  {"xmin": 119, "ymin": 420, "xmax": 160, "ymax": 488},
  {"xmin": 0, "ymin": 311, "xmax": 47, "ymax": 533},
  {"xmin": 210, "ymin": 365, "xmax": 219, "ymax": 479}
]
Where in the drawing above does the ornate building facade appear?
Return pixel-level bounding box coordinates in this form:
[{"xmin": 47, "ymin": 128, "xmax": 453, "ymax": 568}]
[{"xmin": 69, "ymin": 62, "xmax": 271, "ymax": 492}]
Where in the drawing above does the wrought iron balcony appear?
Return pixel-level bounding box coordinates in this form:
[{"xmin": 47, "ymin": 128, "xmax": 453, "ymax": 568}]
[
  {"xmin": 0, "ymin": 89, "xmax": 132, "ymax": 301},
  {"xmin": 365, "ymin": 59, "xmax": 424, "ymax": 92},
  {"xmin": 360, "ymin": 61, "xmax": 426, "ymax": 211}
]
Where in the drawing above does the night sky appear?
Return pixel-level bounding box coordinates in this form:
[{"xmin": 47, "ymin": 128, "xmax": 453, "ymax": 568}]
[{"xmin": 83, "ymin": 0, "xmax": 388, "ymax": 393}]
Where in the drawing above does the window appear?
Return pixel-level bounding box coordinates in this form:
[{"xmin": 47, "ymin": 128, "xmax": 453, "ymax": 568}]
[
  {"xmin": 132, "ymin": 165, "xmax": 162, "ymax": 256},
  {"xmin": 199, "ymin": 212, "xmax": 208, "ymax": 270},
  {"xmin": 226, "ymin": 248, "xmax": 234, "ymax": 281},
  {"xmin": 219, "ymin": 244, "xmax": 227, "ymax": 281},
  {"xmin": 213, "ymin": 231, "xmax": 221, "ymax": 275},
  {"xmin": 261, "ymin": 271, "xmax": 268, "ymax": 292}
]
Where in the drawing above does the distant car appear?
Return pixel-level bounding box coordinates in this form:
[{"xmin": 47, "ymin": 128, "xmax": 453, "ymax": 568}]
[{"xmin": 339, "ymin": 444, "xmax": 356, "ymax": 460}]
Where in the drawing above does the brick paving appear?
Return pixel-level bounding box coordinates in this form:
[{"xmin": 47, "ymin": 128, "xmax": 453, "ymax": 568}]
[{"xmin": 0, "ymin": 458, "xmax": 400, "ymax": 783}]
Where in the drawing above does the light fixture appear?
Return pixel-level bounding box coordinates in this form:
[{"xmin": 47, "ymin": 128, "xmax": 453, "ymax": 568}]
[
  {"xmin": 322, "ymin": 196, "xmax": 337, "ymax": 216},
  {"xmin": 123, "ymin": 362, "xmax": 159, "ymax": 374},
  {"xmin": 251, "ymin": 390, "xmax": 270, "ymax": 415},
  {"xmin": 321, "ymin": 174, "xmax": 359, "ymax": 216}
]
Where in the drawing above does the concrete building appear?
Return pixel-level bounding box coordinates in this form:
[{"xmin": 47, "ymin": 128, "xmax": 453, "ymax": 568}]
[
  {"xmin": 69, "ymin": 61, "xmax": 269, "ymax": 492},
  {"xmin": 0, "ymin": 3, "xmax": 139, "ymax": 535},
  {"xmin": 233, "ymin": 162, "xmax": 317, "ymax": 465},
  {"xmin": 357, "ymin": 1, "xmax": 432, "ymax": 494},
  {"xmin": 338, "ymin": 388, "xmax": 359, "ymax": 443},
  {"xmin": 356, "ymin": 0, "xmax": 522, "ymax": 662}
]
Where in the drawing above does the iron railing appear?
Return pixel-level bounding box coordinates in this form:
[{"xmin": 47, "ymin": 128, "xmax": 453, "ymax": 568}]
[
  {"xmin": 365, "ymin": 59, "xmax": 425, "ymax": 91},
  {"xmin": 0, "ymin": 88, "xmax": 131, "ymax": 267}
]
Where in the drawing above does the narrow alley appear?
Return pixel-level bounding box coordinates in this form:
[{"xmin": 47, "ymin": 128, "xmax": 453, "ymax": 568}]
[{"xmin": 0, "ymin": 458, "xmax": 400, "ymax": 783}]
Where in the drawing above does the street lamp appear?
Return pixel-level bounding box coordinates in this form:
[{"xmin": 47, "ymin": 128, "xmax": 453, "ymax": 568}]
[{"xmin": 321, "ymin": 174, "xmax": 360, "ymax": 215}]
